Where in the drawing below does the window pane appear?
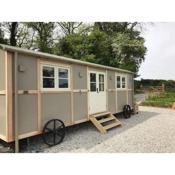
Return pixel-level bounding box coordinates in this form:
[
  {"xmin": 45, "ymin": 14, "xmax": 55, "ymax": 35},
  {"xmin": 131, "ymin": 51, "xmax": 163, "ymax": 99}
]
[
  {"xmin": 99, "ymin": 74, "xmax": 104, "ymax": 83},
  {"xmin": 99, "ymin": 83, "xmax": 104, "ymax": 91},
  {"xmin": 117, "ymin": 76, "xmax": 121, "ymax": 88},
  {"xmin": 59, "ymin": 79, "xmax": 68, "ymax": 88},
  {"xmin": 43, "ymin": 66, "xmax": 54, "ymax": 77},
  {"xmin": 43, "ymin": 78, "xmax": 55, "ymax": 88},
  {"xmin": 122, "ymin": 77, "xmax": 126, "ymax": 88},
  {"xmin": 90, "ymin": 73, "xmax": 96, "ymax": 82},
  {"xmin": 59, "ymin": 68, "xmax": 68, "ymax": 78},
  {"xmin": 90, "ymin": 83, "xmax": 96, "ymax": 92}
]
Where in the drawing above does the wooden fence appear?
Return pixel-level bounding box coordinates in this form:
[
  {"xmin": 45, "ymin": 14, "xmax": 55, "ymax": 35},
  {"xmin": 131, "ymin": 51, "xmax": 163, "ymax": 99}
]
[{"xmin": 138, "ymin": 83, "xmax": 165, "ymax": 99}]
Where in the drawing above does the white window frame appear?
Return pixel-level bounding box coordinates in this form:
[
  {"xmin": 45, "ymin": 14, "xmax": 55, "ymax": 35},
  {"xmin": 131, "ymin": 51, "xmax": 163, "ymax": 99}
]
[
  {"xmin": 116, "ymin": 73, "xmax": 127, "ymax": 90},
  {"xmin": 41, "ymin": 63, "xmax": 71, "ymax": 91}
]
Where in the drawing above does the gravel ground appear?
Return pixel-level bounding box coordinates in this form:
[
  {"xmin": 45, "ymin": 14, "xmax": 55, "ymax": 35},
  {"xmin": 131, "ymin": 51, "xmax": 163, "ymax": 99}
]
[{"xmin": 23, "ymin": 106, "xmax": 175, "ymax": 153}]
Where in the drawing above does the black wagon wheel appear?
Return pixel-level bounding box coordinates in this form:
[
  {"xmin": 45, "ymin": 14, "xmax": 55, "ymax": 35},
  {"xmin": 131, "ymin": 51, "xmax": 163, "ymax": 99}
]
[
  {"xmin": 42, "ymin": 119, "xmax": 66, "ymax": 146},
  {"xmin": 123, "ymin": 105, "xmax": 131, "ymax": 119}
]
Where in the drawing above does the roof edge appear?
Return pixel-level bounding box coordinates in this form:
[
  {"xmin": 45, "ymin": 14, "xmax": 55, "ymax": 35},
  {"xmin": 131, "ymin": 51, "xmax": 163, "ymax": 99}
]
[{"xmin": 0, "ymin": 44, "xmax": 134, "ymax": 74}]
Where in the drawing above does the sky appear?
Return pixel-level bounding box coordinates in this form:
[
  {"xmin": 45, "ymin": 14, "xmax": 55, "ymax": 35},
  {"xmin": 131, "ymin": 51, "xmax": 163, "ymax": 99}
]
[{"xmin": 138, "ymin": 22, "xmax": 175, "ymax": 80}]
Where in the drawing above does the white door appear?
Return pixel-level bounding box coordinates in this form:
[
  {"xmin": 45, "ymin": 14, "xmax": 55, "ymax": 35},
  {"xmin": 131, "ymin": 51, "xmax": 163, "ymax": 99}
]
[{"xmin": 89, "ymin": 71, "xmax": 107, "ymax": 114}]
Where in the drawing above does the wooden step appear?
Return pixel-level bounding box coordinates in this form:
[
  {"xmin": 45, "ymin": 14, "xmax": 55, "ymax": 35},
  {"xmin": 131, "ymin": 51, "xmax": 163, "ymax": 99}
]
[
  {"xmin": 90, "ymin": 117, "xmax": 107, "ymax": 134},
  {"xmin": 89, "ymin": 112, "xmax": 122, "ymax": 134},
  {"xmin": 98, "ymin": 116, "xmax": 115, "ymax": 123},
  {"xmin": 104, "ymin": 122, "xmax": 121, "ymax": 130},
  {"xmin": 93, "ymin": 112, "xmax": 111, "ymax": 118}
]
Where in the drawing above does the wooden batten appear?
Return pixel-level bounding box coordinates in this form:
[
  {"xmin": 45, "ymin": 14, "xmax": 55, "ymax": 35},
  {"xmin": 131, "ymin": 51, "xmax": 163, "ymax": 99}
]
[
  {"xmin": 41, "ymin": 91, "xmax": 71, "ymax": 94},
  {"xmin": 37, "ymin": 58, "xmax": 42, "ymax": 132},
  {"xmin": 73, "ymin": 89, "xmax": 88, "ymax": 93},
  {"xmin": 0, "ymin": 90, "xmax": 6, "ymax": 95},
  {"xmin": 127, "ymin": 90, "xmax": 129, "ymax": 105},
  {"xmin": 70, "ymin": 66, "xmax": 74, "ymax": 125},
  {"xmin": 0, "ymin": 134, "xmax": 8, "ymax": 142},
  {"xmin": 87, "ymin": 66, "xmax": 90, "ymax": 119},
  {"xmin": 18, "ymin": 131, "xmax": 41, "ymax": 140},
  {"xmin": 18, "ymin": 90, "xmax": 38, "ymax": 95},
  {"xmin": 106, "ymin": 70, "xmax": 108, "ymax": 111},
  {"xmin": 5, "ymin": 52, "xmax": 13, "ymax": 142},
  {"xmin": 74, "ymin": 118, "xmax": 88, "ymax": 125}
]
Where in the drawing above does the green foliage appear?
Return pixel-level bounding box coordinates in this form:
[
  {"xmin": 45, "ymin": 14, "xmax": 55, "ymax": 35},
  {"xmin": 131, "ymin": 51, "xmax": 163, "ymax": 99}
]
[
  {"xmin": 0, "ymin": 22, "xmax": 147, "ymax": 76},
  {"xmin": 135, "ymin": 79, "xmax": 175, "ymax": 92},
  {"xmin": 55, "ymin": 30, "xmax": 112, "ymax": 65},
  {"xmin": 0, "ymin": 24, "xmax": 8, "ymax": 44},
  {"xmin": 57, "ymin": 22, "xmax": 147, "ymax": 75},
  {"xmin": 55, "ymin": 33, "xmax": 90, "ymax": 59},
  {"xmin": 143, "ymin": 92, "xmax": 175, "ymax": 108},
  {"xmin": 111, "ymin": 32, "xmax": 146, "ymax": 73},
  {"xmin": 27, "ymin": 22, "xmax": 55, "ymax": 53}
]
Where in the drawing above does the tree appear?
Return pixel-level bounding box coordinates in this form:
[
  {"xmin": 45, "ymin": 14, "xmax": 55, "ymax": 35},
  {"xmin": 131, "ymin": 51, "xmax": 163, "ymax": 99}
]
[
  {"xmin": 58, "ymin": 22, "xmax": 83, "ymax": 35},
  {"xmin": 57, "ymin": 22, "xmax": 147, "ymax": 76},
  {"xmin": 0, "ymin": 22, "xmax": 147, "ymax": 76},
  {"xmin": 55, "ymin": 32, "xmax": 91, "ymax": 59},
  {"xmin": 27, "ymin": 22, "xmax": 56, "ymax": 53},
  {"xmin": 9, "ymin": 22, "xmax": 18, "ymax": 46},
  {"xmin": 0, "ymin": 22, "xmax": 19, "ymax": 46},
  {"xmin": 0, "ymin": 23, "xmax": 8, "ymax": 44},
  {"xmin": 111, "ymin": 32, "xmax": 146, "ymax": 73}
]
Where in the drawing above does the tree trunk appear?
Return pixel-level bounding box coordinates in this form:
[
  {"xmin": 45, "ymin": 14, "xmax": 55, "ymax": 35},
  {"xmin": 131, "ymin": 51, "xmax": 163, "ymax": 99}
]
[{"xmin": 10, "ymin": 22, "xmax": 18, "ymax": 46}]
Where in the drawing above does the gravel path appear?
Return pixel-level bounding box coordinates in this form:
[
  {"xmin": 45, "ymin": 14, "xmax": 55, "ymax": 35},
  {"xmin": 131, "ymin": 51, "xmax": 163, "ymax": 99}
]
[{"xmin": 24, "ymin": 106, "xmax": 175, "ymax": 153}]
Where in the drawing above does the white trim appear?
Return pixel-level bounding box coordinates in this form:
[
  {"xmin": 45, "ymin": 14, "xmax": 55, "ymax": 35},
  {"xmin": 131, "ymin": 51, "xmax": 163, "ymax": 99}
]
[
  {"xmin": 115, "ymin": 73, "xmax": 127, "ymax": 90},
  {"xmin": 40, "ymin": 63, "xmax": 71, "ymax": 91},
  {"xmin": 0, "ymin": 90, "xmax": 6, "ymax": 95},
  {"xmin": 88, "ymin": 70, "xmax": 107, "ymax": 114}
]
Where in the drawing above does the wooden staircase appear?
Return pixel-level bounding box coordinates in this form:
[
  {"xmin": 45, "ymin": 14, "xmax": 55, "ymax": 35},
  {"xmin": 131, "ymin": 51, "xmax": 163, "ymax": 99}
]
[{"xmin": 89, "ymin": 112, "xmax": 122, "ymax": 134}]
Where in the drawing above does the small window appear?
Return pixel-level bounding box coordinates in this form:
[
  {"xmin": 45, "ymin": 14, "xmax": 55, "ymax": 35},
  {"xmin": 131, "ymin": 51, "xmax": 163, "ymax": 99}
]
[
  {"xmin": 90, "ymin": 83, "xmax": 96, "ymax": 92},
  {"xmin": 117, "ymin": 76, "xmax": 121, "ymax": 88},
  {"xmin": 58, "ymin": 68, "xmax": 69, "ymax": 88},
  {"xmin": 41, "ymin": 64, "xmax": 70, "ymax": 90},
  {"xmin": 90, "ymin": 73, "xmax": 96, "ymax": 82},
  {"xmin": 122, "ymin": 77, "xmax": 126, "ymax": 88},
  {"xmin": 116, "ymin": 75, "xmax": 126, "ymax": 89},
  {"xmin": 99, "ymin": 74, "xmax": 104, "ymax": 91},
  {"xmin": 90, "ymin": 73, "xmax": 96, "ymax": 92},
  {"xmin": 42, "ymin": 66, "xmax": 55, "ymax": 88}
]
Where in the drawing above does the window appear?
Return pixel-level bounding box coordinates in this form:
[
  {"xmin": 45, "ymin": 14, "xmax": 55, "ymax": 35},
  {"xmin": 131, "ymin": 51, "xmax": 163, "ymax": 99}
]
[
  {"xmin": 99, "ymin": 74, "xmax": 104, "ymax": 91},
  {"xmin": 90, "ymin": 73, "xmax": 96, "ymax": 92},
  {"xmin": 42, "ymin": 66, "xmax": 55, "ymax": 88},
  {"xmin": 58, "ymin": 68, "xmax": 68, "ymax": 88},
  {"xmin": 116, "ymin": 75, "xmax": 126, "ymax": 89},
  {"xmin": 41, "ymin": 64, "xmax": 70, "ymax": 90},
  {"xmin": 117, "ymin": 76, "xmax": 121, "ymax": 88},
  {"xmin": 122, "ymin": 77, "xmax": 126, "ymax": 88}
]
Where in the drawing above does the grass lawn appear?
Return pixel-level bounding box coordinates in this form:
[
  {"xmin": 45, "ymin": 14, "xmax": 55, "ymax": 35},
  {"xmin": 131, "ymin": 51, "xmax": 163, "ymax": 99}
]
[{"xmin": 143, "ymin": 92, "xmax": 175, "ymax": 108}]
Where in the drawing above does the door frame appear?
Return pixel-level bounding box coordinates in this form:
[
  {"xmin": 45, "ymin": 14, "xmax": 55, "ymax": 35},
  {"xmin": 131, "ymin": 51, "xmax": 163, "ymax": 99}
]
[{"xmin": 88, "ymin": 70, "xmax": 107, "ymax": 114}]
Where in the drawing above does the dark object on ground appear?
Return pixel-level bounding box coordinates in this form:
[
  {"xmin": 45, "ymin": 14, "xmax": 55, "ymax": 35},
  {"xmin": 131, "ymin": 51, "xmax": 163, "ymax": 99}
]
[
  {"xmin": 42, "ymin": 119, "xmax": 66, "ymax": 146},
  {"xmin": 123, "ymin": 105, "xmax": 132, "ymax": 119}
]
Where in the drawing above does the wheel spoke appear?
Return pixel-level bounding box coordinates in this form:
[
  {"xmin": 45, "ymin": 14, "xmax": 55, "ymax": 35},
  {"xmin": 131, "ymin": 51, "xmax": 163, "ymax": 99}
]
[
  {"xmin": 57, "ymin": 132, "xmax": 63, "ymax": 137},
  {"xmin": 53, "ymin": 132, "xmax": 56, "ymax": 145},
  {"xmin": 56, "ymin": 126, "xmax": 63, "ymax": 131},
  {"xmin": 45, "ymin": 127, "xmax": 53, "ymax": 133},
  {"xmin": 54, "ymin": 120, "xmax": 56, "ymax": 131}
]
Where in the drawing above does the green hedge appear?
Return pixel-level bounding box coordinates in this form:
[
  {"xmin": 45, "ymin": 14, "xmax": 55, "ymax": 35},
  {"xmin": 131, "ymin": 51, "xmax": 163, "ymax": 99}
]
[
  {"xmin": 142, "ymin": 92, "xmax": 175, "ymax": 108},
  {"xmin": 135, "ymin": 79, "xmax": 175, "ymax": 92}
]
